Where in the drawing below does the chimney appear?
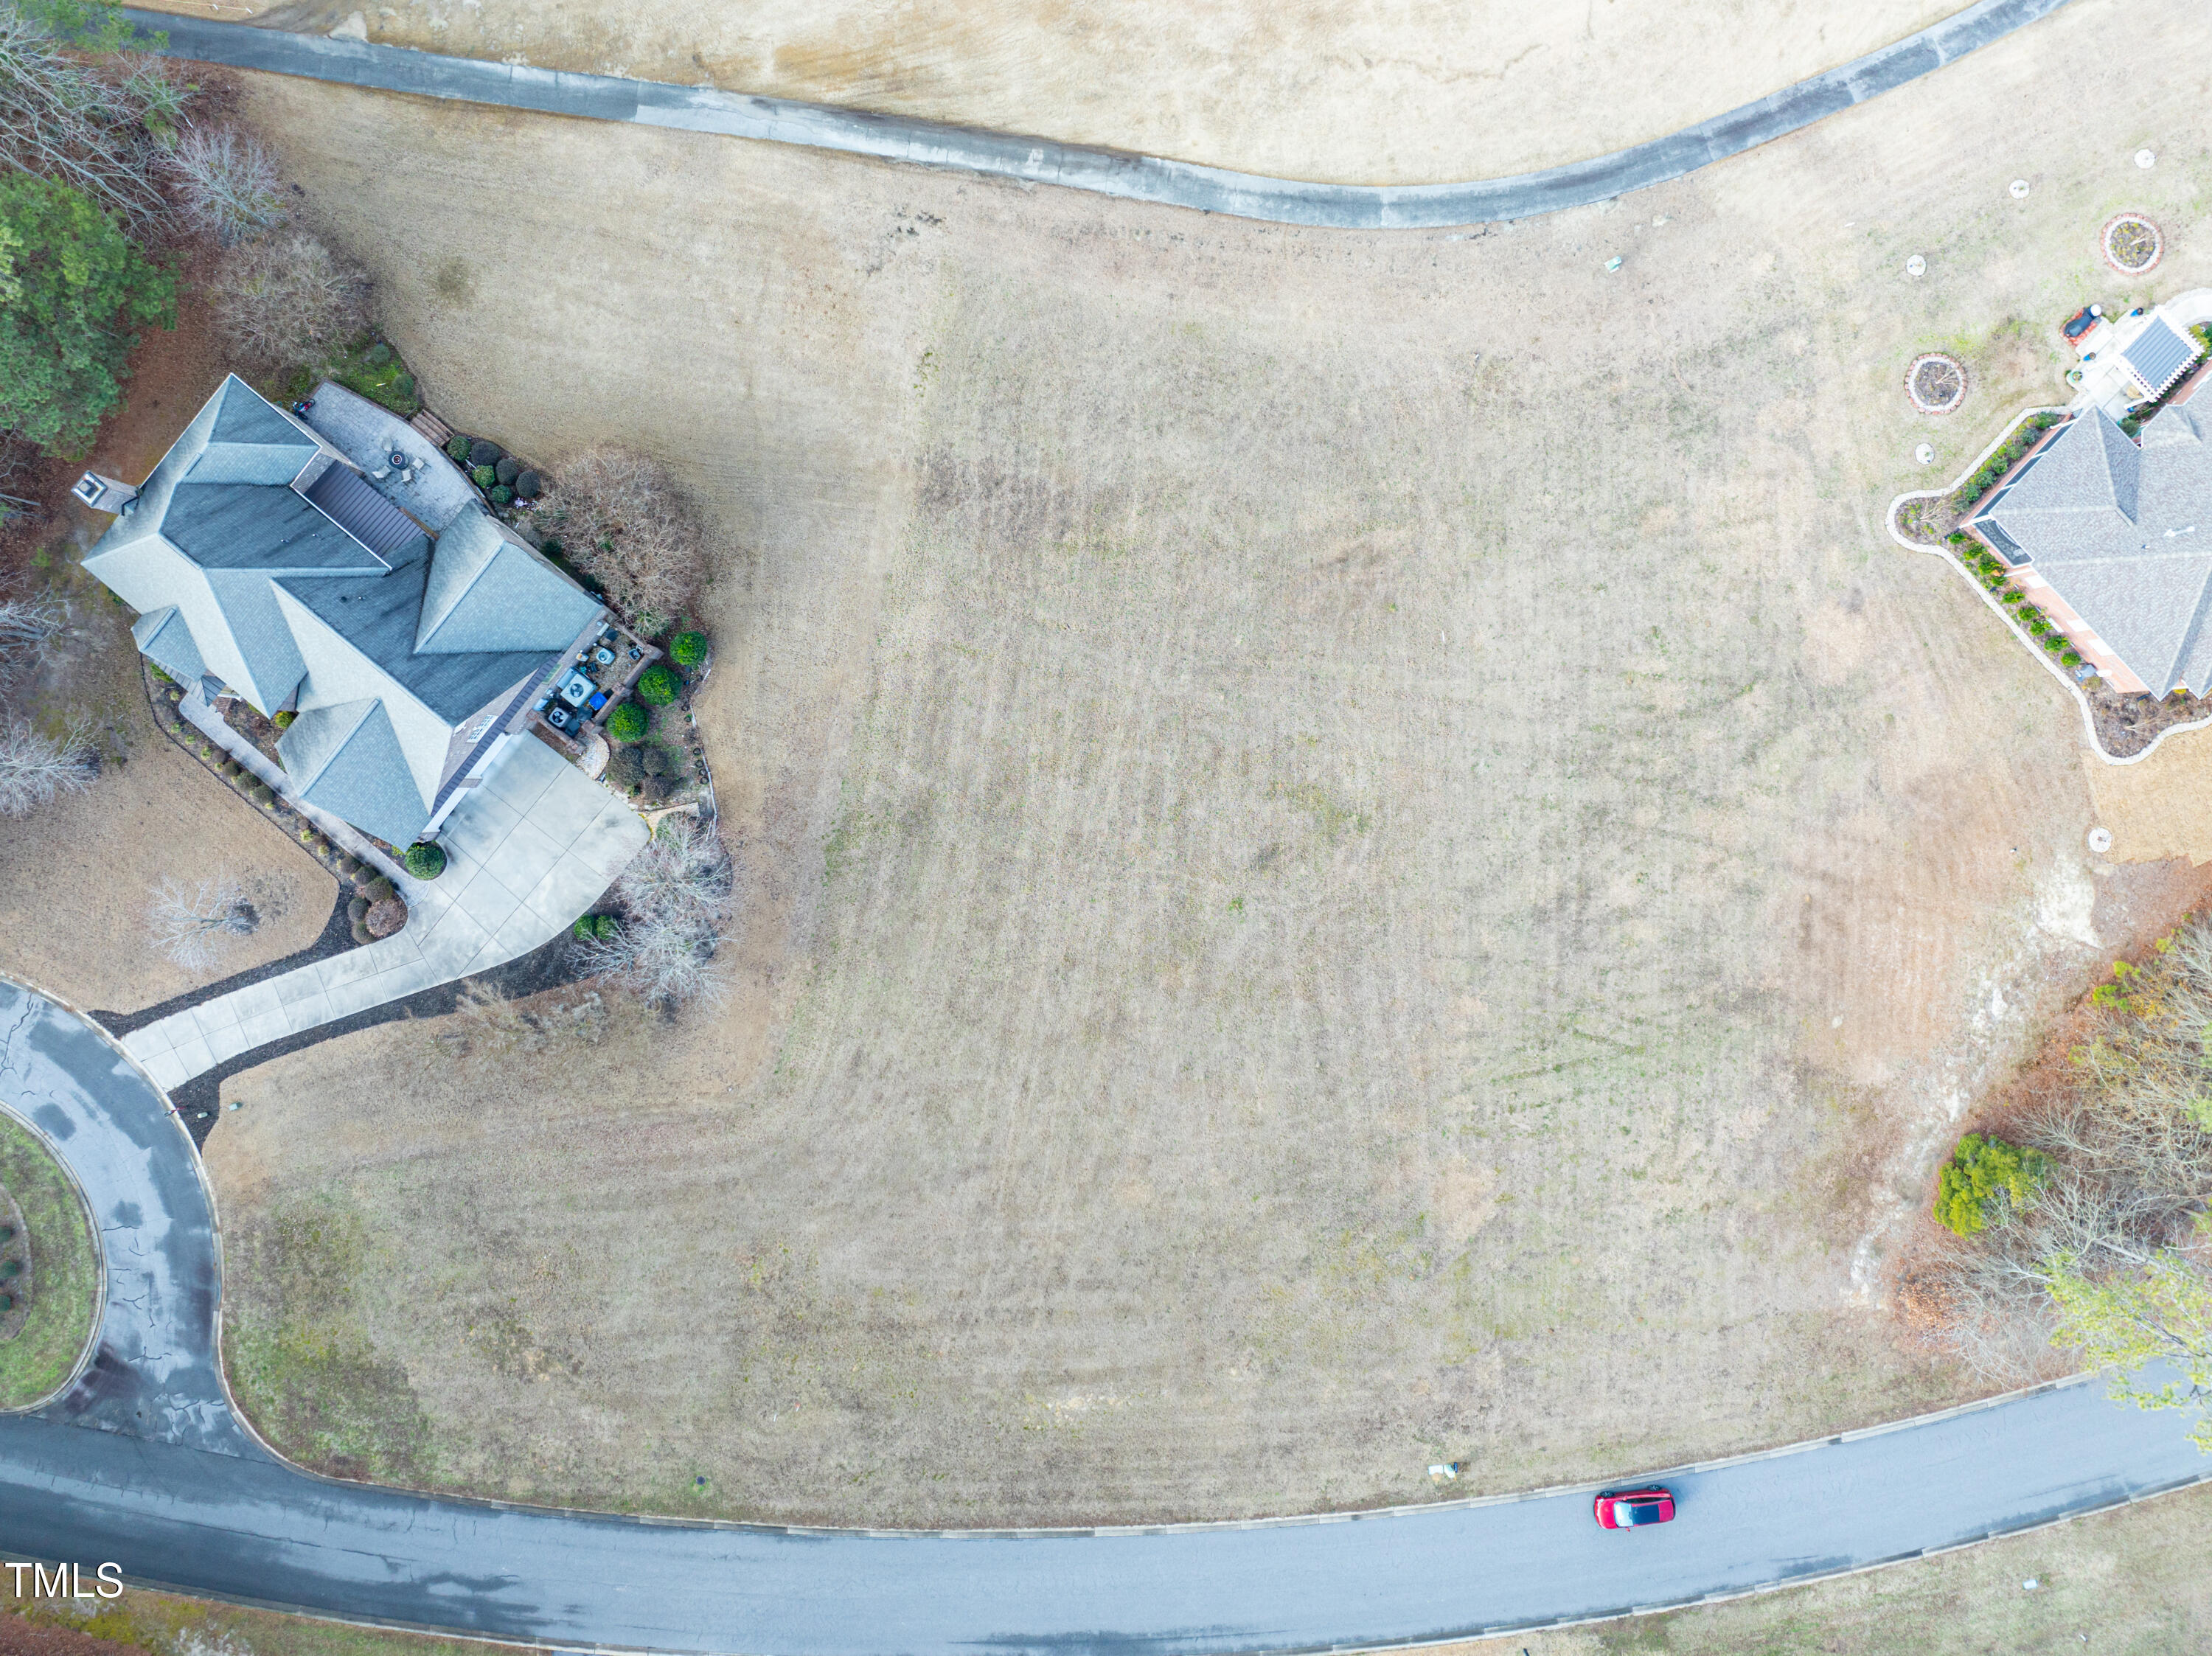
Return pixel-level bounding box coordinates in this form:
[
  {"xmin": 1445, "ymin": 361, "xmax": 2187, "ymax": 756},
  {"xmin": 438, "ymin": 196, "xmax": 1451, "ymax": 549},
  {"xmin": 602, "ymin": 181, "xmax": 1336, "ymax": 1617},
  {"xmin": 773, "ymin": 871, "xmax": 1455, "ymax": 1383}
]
[{"xmin": 72, "ymin": 473, "xmax": 139, "ymax": 514}]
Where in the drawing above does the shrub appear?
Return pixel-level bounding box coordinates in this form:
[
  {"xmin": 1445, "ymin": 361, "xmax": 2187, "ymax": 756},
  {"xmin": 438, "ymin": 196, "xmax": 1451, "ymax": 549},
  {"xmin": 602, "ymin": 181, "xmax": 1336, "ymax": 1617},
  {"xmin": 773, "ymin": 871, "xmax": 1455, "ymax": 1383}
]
[
  {"xmin": 636, "ymin": 664, "xmax": 680, "ymax": 706},
  {"xmin": 359, "ymin": 874, "xmax": 394, "ymax": 905},
  {"xmin": 640, "ymin": 745, "xmax": 673, "ymax": 779},
  {"xmin": 272, "ymin": 710, "xmax": 294, "ymax": 728},
  {"xmin": 348, "ymin": 895, "xmax": 369, "ymax": 925},
  {"xmin": 1934, "ymin": 1133, "xmax": 2049, "ymax": 1237},
  {"xmin": 0, "ymin": 1259, "xmax": 21, "ymax": 1281},
  {"xmin": 365, "ymin": 895, "xmax": 408, "ymax": 938},
  {"xmin": 2002, "ymin": 591, "xmax": 2025, "ymax": 606},
  {"xmin": 490, "ymin": 485, "xmax": 513, "ymax": 506},
  {"xmin": 515, "ymin": 470, "xmax": 541, "ymax": 499},
  {"xmin": 351, "ymin": 920, "xmax": 372, "ymax": 944},
  {"xmin": 250, "ymin": 784, "xmax": 273, "ymax": 806},
  {"xmin": 605, "ymin": 701, "xmax": 647, "ymax": 743},
  {"xmin": 472, "ymin": 465, "xmax": 495, "ymax": 489},
  {"xmin": 594, "ymin": 913, "xmax": 619, "ymax": 942},
  {"xmin": 446, "ymin": 434, "xmax": 472, "ymax": 462},
  {"xmin": 540, "ymin": 446, "xmax": 709, "ymax": 619},
  {"xmin": 607, "ymin": 746, "xmax": 644, "ymax": 789},
  {"xmin": 572, "ymin": 914, "xmax": 597, "ymax": 942},
  {"xmin": 468, "ymin": 439, "xmax": 501, "ymax": 468},
  {"xmin": 210, "ymin": 229, "xmax": 369, "ymax": 375},
  {"xmin": 495, "ymin": 456, "xmax": 521, "ymax": 486},
  {"xmin": 669, "ymin": 630, "xmax": 708, "ymax": 668},
  {"xmin": 403, "ymin": 841, "xmax": 446, "ymax": 880},
  {"xmin": 2043, "ymin": 635, "xmax": 2067, "ymax": 654},
  {"xmin": 394, "ymin": 372, "xmax": 416, "ymax": 399},
  {"xmin": 363, "ymin": 341, "xmax": 393, "ymax": 368},
  {"xmin": 2062, "ymin": 650, "xmax": 2082, "ymax": 667}
]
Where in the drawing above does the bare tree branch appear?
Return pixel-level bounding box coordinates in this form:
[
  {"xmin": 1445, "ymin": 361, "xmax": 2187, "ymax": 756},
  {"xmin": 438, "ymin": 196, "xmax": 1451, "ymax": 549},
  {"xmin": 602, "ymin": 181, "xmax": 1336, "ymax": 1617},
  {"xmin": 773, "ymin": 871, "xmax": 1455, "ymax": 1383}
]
[
  {"xmin": 145, "ymin": 873, "xmax": 254, "ymax": 972},
  {"xmin": 162, "ymin": 122, "xmax": 282, "ymax": 245},
  {"xmin": 0, "ymin": 716, "xmax": 94, "ymax": 816},
  {"xmin": 209, "ymin": 227, "xmax": 371, "ymax": 372},
  {"xmin": 541, "ymin": 447, "xmax": 709, "ymax": 627},
  {"xmin": 577, "ymin": 816, "xmax": 734, "ymax": 1004}
]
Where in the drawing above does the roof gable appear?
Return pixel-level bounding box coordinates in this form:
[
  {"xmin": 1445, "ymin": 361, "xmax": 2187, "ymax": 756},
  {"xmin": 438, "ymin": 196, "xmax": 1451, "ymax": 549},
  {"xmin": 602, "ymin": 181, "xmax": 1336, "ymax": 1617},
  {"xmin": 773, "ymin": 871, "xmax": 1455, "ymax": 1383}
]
[
  {"xmin": 279, "ymin": 699, "xmax": 431, "ymax": 846},
  {"xmin": 415, "ymin": 507, "xmax": 602, "ymax": 655}
]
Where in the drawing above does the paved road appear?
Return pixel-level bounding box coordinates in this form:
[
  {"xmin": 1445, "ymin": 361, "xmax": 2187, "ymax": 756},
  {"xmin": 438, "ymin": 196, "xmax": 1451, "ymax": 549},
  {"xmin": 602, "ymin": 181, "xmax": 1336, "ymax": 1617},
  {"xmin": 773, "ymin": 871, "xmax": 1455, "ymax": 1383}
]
[
  {"xmin": 120, "ymin": 0, "xmax": 2073, "ymax": 229},
  {"xmin": 0, "ymin": 978, "xmax": 2207, "ymax": 1652}
]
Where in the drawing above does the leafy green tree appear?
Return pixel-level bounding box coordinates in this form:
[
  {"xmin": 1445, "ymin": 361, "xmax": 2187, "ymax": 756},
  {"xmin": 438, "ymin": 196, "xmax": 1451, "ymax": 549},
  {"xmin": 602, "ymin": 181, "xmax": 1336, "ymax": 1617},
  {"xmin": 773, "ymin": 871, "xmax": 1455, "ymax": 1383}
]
[
  {"xmin": 2049, "ymin": 1249, "xmax": 2212, "ymax": 1449},
  {"xmin": 1933, "ymin": 1133, "xmax": 2049, "ymax": 1237},
  {"xmin": 636, "ymin": 664, "xmax": 680, "ymax": 706},
  {"xmin": 605, "ymin": 700, "xmax": 647, "ymax": 743},
  {"xmin": 0, "ymin": 174, "xmax": 173, "ymax": 452}
]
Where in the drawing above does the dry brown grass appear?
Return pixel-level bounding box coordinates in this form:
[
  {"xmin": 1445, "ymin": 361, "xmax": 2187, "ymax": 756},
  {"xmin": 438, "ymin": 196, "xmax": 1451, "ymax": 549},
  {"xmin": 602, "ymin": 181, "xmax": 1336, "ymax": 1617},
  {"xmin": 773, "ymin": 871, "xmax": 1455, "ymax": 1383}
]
[{"xmin": 203, "ymin": 0, "xmax": 2212, "ymax": 1528}]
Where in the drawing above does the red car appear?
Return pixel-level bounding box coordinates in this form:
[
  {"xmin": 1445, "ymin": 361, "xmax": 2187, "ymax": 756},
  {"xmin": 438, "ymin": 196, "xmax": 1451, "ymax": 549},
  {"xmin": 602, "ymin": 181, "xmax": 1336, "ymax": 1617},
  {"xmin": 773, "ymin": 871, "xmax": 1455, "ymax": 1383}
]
[{"xmin": 1593, "ymin": 1486, "xmax": 1675, "ymax": 1529}]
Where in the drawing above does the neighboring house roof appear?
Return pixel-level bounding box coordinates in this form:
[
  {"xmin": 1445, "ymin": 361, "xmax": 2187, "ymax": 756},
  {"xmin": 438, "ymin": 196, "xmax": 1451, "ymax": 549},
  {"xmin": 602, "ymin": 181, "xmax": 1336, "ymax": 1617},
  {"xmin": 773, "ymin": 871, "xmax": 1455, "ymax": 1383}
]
[
  {"xmin": 2124, "ymin": 318, "xmax": 2199, "ymax": 398},
  {"xmin": 81, "ymin": 375, "xmax": 603, "ymax": 845},
  {"xmin": 1972, "ymin": 403, "xmax": 2212, "ymax": 695}
]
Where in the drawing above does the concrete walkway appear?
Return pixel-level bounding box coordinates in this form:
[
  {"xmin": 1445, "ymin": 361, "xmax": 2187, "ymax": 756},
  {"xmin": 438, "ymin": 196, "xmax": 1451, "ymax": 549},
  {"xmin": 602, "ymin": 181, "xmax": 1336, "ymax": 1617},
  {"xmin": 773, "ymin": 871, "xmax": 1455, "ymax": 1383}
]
[
  {"xmin": 119, "ymin": 0, "xmax": 2072, "ymax": 230},
  {"xmin": 122, "ymin": 736, "xmax": 646, "ymax": 1090}
]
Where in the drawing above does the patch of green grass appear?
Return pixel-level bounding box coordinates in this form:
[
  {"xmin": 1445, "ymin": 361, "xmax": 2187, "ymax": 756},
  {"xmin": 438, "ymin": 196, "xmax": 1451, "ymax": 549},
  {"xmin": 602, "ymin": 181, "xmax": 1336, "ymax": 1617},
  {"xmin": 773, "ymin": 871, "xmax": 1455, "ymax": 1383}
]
[
  {"xmin": 222, "ymin": 1191, "xmax": 436, "ymax": 1485},
  {"xmin": 17, "ymin": 1583, "xmax": 531, "ymax": 1655},
  {"xmin": 281, "ymin": 335, "xmax": 422, "ymax": 417},
  {"xmin": 0, "ymin": 1109, "xmax": 98, "ymax": 1408}
]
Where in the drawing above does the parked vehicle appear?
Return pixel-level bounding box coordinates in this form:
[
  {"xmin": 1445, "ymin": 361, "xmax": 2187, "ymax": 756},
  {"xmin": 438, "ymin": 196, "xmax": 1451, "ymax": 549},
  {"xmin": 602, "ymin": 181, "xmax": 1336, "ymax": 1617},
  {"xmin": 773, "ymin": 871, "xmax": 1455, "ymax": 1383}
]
[{"xmin": 1593, "ymin": 1487, "xmax": 1674, "ymax": 1529}]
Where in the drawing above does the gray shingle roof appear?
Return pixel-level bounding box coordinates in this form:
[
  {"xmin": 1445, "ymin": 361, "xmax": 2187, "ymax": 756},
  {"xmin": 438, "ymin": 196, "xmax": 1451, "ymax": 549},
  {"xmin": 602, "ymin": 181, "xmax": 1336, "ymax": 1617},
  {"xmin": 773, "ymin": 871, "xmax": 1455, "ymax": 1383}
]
[
  {"xmin": 1974, "ymin": 403, "xmax": 2212, "ymax": 694},
  {"xmin": 415, "ymin": 509, "xmax": 603, "ymax": 655},
  {"xmin": 79, "ymin": 375, "xmax": 604, "ymax": 843}
]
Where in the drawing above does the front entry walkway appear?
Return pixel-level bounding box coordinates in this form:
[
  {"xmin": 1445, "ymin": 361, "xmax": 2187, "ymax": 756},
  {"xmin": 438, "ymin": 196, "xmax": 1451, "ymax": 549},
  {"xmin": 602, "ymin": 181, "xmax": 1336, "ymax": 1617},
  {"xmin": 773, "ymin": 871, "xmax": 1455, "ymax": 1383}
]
[{"xmin": 122, "ymin": 737, "xmax": 646, "ymax": 1090}]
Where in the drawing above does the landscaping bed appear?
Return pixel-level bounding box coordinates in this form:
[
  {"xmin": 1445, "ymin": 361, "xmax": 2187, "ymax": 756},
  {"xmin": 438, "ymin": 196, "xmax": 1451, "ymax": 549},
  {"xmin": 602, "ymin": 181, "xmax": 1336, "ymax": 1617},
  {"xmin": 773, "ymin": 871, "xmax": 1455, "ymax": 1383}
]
[
  {"xmin": 1896, "ymin": 411, "xmax": 2064, "ymax": 544},
  {"xmin": 2087, "ymin": 686, "xmax": 2212, "ymax": 760},
  {"xmin": 593, "ymin": 627, "xmax": 712, "ymax": 812},
  {"xmin": 0, "ymin": 1111, "xmax": 98, "ymax": 1410}
]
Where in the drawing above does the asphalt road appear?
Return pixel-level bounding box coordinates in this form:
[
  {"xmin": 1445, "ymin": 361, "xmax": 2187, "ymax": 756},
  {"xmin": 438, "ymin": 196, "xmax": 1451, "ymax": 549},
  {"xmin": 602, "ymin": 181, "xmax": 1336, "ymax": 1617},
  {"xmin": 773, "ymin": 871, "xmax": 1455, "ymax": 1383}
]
[
  {"xmin": 0, "ymin": 978, "xmax": 2208, "ymax": 1652},
  {"xmin": 118, "ymin": 0, "xmax": 2074, "ymax": 229}
]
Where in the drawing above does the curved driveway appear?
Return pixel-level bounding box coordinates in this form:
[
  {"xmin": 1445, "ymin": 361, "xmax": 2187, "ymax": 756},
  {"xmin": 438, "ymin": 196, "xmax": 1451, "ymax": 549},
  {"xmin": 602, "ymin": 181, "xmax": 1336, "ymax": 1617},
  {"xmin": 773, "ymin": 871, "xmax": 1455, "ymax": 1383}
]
[
  {"xmin": 120, "ymin": 0, "xmax": 2072, "ymax": 229},
  {"xmin": 0, "ymin": 976, "xmax": 2207, "ymax": 1652}
]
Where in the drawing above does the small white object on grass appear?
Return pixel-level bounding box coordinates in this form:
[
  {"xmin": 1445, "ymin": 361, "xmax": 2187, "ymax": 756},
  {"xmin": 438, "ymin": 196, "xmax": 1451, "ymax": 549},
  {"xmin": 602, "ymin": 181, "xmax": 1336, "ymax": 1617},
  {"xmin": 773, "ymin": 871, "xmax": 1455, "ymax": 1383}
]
[
  {"xmin": 1916, "ymin": 443, "xmax": 1935, "ymax": 465},
  {"xmin": 1428, "ymin": 1463, "xmax": 1460, "ymax": 1483},
  {"xmin": 2137, "ymin": 148, "xmax": 2157, "ymax": 169},
  {"xmin": 2023, "ymin": 1578, "xmax": 2040, "ymax": 1591},
  {"xmin": 2010, "ymin": 179, "xmax": 2031, "ymax": 198},
  {"xmin": 1906, "ymin": 254, "xmax": 1926, "ymax": 278},
  {"xmin": 1604, "ymin": 256, "xmax": 1623, "ymax": 272},
  {"xmin": 2088, "ymin": 827, "xmax": 2113, "ymax": 855}
]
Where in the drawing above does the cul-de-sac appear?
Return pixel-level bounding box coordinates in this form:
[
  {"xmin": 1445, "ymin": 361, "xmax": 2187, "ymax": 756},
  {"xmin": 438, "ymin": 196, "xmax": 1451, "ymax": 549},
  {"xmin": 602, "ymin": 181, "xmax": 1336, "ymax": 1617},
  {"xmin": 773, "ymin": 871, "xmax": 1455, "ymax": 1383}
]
[{"xmin": 4, "ymin": 1, "xmax": 2212, "ymax": 1651}]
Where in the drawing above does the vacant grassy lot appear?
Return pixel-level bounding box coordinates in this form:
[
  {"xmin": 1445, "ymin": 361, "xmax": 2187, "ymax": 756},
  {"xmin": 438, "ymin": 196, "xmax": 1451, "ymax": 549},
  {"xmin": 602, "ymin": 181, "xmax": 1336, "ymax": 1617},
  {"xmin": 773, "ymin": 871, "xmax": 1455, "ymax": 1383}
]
[
  {"xmin": 0, "ymin": 1110, "xmax": 98, "ymax": 1408},
  {"xmin": 14, "ymin": 1585, "xmax": 532, "ymax": 1656},
  {"xmin": 153, "ymin": 0, "xmax": 1954, "ymax": 184},
  {"xmin": 206, "ymin": 0, "xmax": 2212, "ymax": 1528}
]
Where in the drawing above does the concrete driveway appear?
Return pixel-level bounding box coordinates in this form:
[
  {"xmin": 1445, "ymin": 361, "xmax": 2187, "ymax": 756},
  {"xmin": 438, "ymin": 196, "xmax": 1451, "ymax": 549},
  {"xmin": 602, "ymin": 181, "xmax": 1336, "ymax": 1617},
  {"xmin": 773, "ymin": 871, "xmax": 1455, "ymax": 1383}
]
[{"xmin": 122, "ymin": 737, "xmax": 646, "ymax": 1090}]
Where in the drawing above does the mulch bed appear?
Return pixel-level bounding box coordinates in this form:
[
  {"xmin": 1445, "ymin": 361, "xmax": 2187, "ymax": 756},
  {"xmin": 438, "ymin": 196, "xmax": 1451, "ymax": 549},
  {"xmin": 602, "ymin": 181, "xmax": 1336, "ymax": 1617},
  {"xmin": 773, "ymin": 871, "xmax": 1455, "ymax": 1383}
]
[{"xmin": 2089, "ymin": 686, "xmax": 2212, "ymax": 759}]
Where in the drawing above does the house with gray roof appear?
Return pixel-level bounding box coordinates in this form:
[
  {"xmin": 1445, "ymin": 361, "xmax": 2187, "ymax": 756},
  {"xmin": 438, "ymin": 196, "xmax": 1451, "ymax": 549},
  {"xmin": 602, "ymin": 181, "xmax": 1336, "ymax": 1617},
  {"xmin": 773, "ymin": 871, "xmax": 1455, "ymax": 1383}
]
[
  {"xmin": 1969, "ymin": 394, "xmax": 2212, "ymax": 697},
  {"xmin": 81, "ymin": 376, "xmax": 602, "ymax": 846}
]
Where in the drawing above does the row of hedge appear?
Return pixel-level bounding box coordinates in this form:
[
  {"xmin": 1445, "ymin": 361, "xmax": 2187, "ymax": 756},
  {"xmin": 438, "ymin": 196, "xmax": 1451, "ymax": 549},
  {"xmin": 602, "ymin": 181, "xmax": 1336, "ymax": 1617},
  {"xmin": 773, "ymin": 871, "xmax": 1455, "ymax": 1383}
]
[
  {"xmin": 445, "ymin": 434, "xmax": 542, "ymax": 507},
  {"xmin": 602, "ymin": 632, "xmax": 708, "ymax": 745},
  {"xmin": 1949, "ymin": 536, "xmax": 2090, "ymax": 672}
]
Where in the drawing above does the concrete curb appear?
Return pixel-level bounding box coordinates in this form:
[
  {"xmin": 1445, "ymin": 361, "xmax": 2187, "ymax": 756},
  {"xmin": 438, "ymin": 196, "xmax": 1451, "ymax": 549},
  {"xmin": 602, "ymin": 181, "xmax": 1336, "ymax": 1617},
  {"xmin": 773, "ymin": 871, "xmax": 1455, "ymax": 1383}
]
[{"xmin": 118, "ymin": 0, "xmax": 2073, "ymax": 229}]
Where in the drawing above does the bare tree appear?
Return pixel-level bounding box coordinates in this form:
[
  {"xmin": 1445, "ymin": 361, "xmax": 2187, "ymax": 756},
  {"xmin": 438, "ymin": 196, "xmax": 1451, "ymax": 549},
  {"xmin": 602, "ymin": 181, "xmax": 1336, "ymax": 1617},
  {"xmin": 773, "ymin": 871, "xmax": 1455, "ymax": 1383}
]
[
  {"xmin": 0, "ymin": 4, "xmax": 195, "ymax": 229},
  {"xmin": 577, "ymin": 815, "xmax": 734, "ymax": 1004},
  {"xmin": 146, "ymin": 874, "xmax": 255, "ymax": 971},
  {"xmin": 541, "ymin": 447, "xmax": 709, "ymax": 626},
  {"xmin": 209, "ymin": 228, "xmax": 370, "ymax": 372},
  {"xmin": 0, "ymin": 717, "xmax": 94, "ymax": 816},
  {"xmin": 162, "ymin": 123, "xmax": 282, "ymax": 245},
  {"xmin": 0, "ymin": 594, "xmax": 62, "ymax": 653}
]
